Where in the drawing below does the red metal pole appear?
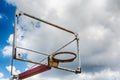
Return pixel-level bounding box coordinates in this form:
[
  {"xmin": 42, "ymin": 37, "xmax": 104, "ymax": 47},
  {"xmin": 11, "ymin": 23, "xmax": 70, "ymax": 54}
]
[{"xmin": 19, "ymin": 65, "xmax": 51, "ymax": 80}]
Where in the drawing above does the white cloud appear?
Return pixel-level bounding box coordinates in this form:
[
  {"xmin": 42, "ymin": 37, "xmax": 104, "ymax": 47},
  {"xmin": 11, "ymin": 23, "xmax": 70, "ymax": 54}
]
[
  {"xmin": 26, "ymin": 74, "xmax": 60, "ymax": 80},
  {"xmin": 0, "ymin": 73, "xmax": 3, "ymax": 78},
  {"xmin": 0, "ymin": 72, "xmax": 9, "ymax": 80},
  {"xmin": 0, "ymin": 14, "xmax": 2, "ymax": 19},
  {"xmin": 2, "ymin": 46, "xmax": 12, "ymax": 56},
  {"xmin": 5, "ymin": 0, "xmax": 120, "ymax": 79},
  {"xmin": 74, "ymin": 69, "xmax": 120, "ymax": 80},
  {"xmin": 0, "ymin": 14, "xmax": 8, "ymax": 20},
  {"xmin": 2, "ymin": 34, "xmax": 13, "ymax": 56},
  {"xmin": 82, "ymin": 25, "xmax": 110, "ymax": 40},
  {"xmin": 7, "ymin": 34, "xmax": 13, "ymax": 45},
  {"xmin": 6, "ymin": 65, "xmax": 21, "ymax": 75}
]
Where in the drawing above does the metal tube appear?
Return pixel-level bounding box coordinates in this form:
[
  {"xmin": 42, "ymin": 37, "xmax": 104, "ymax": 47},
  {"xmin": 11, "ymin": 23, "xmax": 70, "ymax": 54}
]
[
  {"xmin": 11, "ymin": 11, "xmax": 17, "ymax": 75},
  {"xmin": 52, "ymin": 38, "xmax": 76, "ymax": 54},
  {"xmin": 54, "ymin": 66, "xmax": 76, "ymax": 73},
  {"xmin": 15, "ymin": 58, "xmax": 46, "ymax": 65},
  {"xmin": 76, "ymin": 35, "xmax": 81, "ymax": 70},
  {"xmin": 22, "ymin": 13, "xmax": 75, "ymax": 35},
  {"xmin": 16, "ymin": 46, "xmax": 49, "ymax": 56}
]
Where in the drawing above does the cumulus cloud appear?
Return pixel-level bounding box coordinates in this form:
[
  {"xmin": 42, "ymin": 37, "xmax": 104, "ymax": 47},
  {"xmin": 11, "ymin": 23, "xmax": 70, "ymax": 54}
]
[
  {"xmin": 0, "ymin": 72, "xmax": 9, "ymax": 80},
  {"xmin": 74, "ymin": 69, "xmax": 120, "ymax": 80},
  {"xmin": 0, "ymin": 14, "xmax": 3, "ymax": 19},
  {"xmin": 7, "ymin": 34, "xmax": 13, "ymax": 45},
  {"xmin": 6, "ymin": 65, "xmax": 21, "ymax": 75},
  {"xmin": 25, "ymin": 74, "xmax": 60, "ymax": 80},
  {"xmin": 5, "ymin": 0, "xmax": 120, "ymax": 79},
  {"xmin": 0, "ymin": 14, "xmax": 8, "ymax": 20},
  {"xmin": 2, "ymin": 34, "xmax": 13, "ymax": 56},
  {"xmin": 2, "ymin": 46, "xmax": 12, "ymax": 56}
]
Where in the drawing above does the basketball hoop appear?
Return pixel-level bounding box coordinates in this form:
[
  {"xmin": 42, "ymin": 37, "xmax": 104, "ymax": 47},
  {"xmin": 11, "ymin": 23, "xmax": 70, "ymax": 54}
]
[
  {"xmin": 51, "ymin": 52, "xmax": 77, "ymax": 63},
  {"xmin": 11, "ymin": 10, "xmax": 81, "ymax": 79}
]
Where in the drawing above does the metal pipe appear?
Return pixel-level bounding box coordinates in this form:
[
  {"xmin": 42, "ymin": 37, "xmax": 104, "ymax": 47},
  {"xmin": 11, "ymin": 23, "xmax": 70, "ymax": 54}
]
[
  {"xmin": 16, "ymin": 46, "xmax": 49, "ymax": 56},
  {"xmin": 15, "ymin": 58, "xmax": 45, "ymax": 65},
  {"xmin": 54, "ymin": 66, "xmax": 76, "ymax": 73},
  {"xmin": 52, "ymin": 38, "xmax": 76, "ymax": 54},
  {"xmin": 76, "ymin": 34, "xmax": 81, "ymax": 71},
  {"xmin": 11, "ymin": 10, "xmax": 17, "ymax": 75},
  {"xmin": 22, "ymin": 12, "xmax": 75, "ymax": 35}
]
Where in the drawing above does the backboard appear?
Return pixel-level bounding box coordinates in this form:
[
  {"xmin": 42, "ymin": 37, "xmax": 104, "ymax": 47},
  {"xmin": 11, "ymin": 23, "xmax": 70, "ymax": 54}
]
[{"xmin": 11, "ymin": 10, "xmax": 81, "ymax": 76}]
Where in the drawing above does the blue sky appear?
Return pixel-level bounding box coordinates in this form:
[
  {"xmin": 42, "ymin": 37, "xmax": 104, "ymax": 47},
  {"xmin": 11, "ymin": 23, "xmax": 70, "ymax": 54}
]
[
  {"xmin": 0, "ymin": 0, "xmax": 120, "ymax": 80},
  {"xmin": 0, "ymin": 0, "xmax": 16, "ymax": 78},
  {"xmin": 0, "ymin": 0, "xmax": 15, "ymax": 48},
  {"xmin": 0, "ymin": 1, "xmax": 28, "ymax": 79}
]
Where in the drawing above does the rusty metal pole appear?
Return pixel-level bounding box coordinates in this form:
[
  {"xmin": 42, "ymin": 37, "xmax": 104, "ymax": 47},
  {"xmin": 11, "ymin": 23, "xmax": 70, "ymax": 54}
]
[{"xmin": 16, "ymin": 11, "xmax": 76, "ymax": 35}]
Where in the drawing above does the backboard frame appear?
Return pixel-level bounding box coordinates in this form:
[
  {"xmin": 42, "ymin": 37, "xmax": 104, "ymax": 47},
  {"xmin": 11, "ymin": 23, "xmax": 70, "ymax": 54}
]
[{"xmin": 11, "ymin": 10, "xmax": 81, "ymax": 77}]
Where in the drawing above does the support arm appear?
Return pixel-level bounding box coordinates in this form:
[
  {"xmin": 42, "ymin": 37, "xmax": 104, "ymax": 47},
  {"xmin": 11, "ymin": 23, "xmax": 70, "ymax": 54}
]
[{"xmin": 18, "ymin": 65, "xmax": 51, "ymax": 80}]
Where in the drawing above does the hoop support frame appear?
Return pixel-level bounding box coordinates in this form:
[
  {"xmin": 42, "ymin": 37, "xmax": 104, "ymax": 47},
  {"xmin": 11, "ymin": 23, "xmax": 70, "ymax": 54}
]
[{"xmin": 11, "ymin": 10, "xmax": 81, "ymax": 77}]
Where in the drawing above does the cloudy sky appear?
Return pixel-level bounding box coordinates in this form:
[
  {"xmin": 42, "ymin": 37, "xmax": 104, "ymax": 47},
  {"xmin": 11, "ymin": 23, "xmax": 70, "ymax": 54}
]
[{"xmin": 0, "ymin": 0, "xmax": 120, "ymax": 80}]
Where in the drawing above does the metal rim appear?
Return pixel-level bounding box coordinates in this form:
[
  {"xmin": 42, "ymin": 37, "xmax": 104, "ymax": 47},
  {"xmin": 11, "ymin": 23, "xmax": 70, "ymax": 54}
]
[{"xmin": 51, "ymin": 52, "xmax": 77, "ymax": 62}]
